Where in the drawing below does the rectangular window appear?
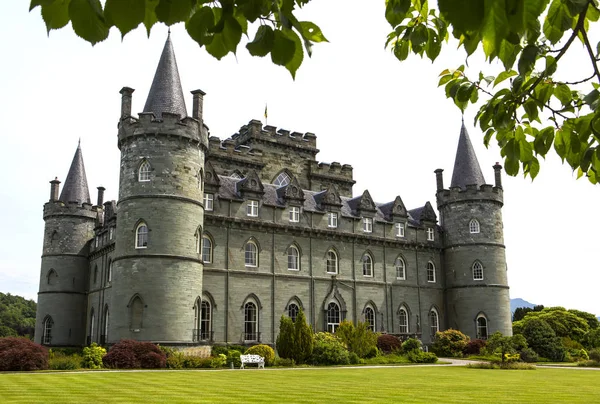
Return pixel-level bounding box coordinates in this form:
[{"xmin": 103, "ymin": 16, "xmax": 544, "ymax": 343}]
[
  {"xmin": 395, "ymin": 223, "xmax": 405, "ymax": 237},
  {"xmin": 327, "ymin": 212, "xmax": 338, "ymax": 228},
  {"xmin": 363, "ymin": 218, "xmax": 373, "ymax": 233},
  {"xmin": 247, "ymin": 200, "xmax": 259, "ymax": 217},
  {"xmin": 427, "ymin": 227, "xmax": 435, "ymax": 241},
  {"xmin": 109, "ymin": 227, "xmax": 114, "ymax": 240},
  {"xmin": 289, "ymin": 207, "xmax": 300, "ymax": 223},
  {"xmin": 204, "ymin": 193, "xmax": 214, "ymax": 211}
]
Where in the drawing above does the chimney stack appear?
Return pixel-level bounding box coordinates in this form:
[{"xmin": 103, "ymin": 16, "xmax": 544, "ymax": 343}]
[
  {"xmin": 50, "ymin": 177, "xmax": 61, "ymax": 201},
  {"xmin": 97, "ymin": 186, "xmax": 106, "ymax": 206},
  {"xmin": 120, "ymin": 87, "xmax": 135, "ymax": 119},
  {"xmin": 191, "ymin": 89, "xmax": 206, "ymax": 121},
  {"xmin": 434, "ymin": 169, "xmax": 444, "ymax": 191},
  {"xmin": 493, "ymin": 163, "xmax": 503, "ymax": 189}
]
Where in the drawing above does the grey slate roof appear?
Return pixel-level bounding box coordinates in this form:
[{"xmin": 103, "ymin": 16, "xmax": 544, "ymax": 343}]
[
  {"xmin": 450, "ymin": 123, "xmax": 486, "ymax": 189},
  {"xmin": 143, "ymin": 34, "xmax": 188, "ymax": 119},
  {"xmin": 216, "ymin": 174, "xmax": 428, "ymax": 226},
  {"xmin": 59, "ymin": 142, "xmax": 91, "ymax": 204}
]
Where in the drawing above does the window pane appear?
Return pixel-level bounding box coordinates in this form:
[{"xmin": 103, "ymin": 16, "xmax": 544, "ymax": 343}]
[{"xmin": 202, "ymin": 237, "xmax": 212, "ymax": 263}]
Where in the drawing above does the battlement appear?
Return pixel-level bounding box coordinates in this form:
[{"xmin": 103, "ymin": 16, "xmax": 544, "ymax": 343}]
[
  {"xmin": 436, "ymin": 183, "xmax": 503, "ymax": 206},
  {"xmin": 208, "ymin": 136, "xmax": 264, "ymax": 160},
  {"xmin": 228, "ymin": 119, "xmax": 318, "ymax": 151},
  {"xmin": 117, "ymin": 112, "xmax": 207, "ymax": 149},
  {"xmin": 309, "ymin": 160, "xmax": 354, "ymax": 181},
  {"xmin": 43, "ymin": 200, "xmax": 99, "ymax": 220}
]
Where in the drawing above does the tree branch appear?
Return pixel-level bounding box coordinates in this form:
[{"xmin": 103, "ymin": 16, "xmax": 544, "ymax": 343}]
[{"xmin": 580, "ymin": 26, "xmax": 600, "ymax": 82}]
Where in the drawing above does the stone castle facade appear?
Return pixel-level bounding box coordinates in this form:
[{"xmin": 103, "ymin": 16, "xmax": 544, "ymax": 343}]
[{"xmin": 35, "ymin": 36, "xmax": 512, "ymax": 347}]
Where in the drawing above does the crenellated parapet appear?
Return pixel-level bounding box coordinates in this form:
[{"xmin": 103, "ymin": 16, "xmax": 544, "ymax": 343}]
[
  {"xmin": 232, "ymin": 119, "xmax": 318, "ymax": 151},
  {"xmin": 436, "ymin": 183, "xmax": 504, "ymax": 208},
  {"xmin": 118, "ymin": 112, "xmax": 207, "ymax": 150},
  {"xmin": 43, "ymin": 200, "xmax": 99, "ymax": 220}
]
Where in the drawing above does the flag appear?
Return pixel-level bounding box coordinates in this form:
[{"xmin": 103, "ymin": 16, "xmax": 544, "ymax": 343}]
[{"xmin": 264, "ymin": 104, "xmax": 268, "ymax": 119}]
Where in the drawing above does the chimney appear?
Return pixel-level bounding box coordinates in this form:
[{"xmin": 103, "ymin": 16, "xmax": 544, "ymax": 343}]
[
  {"xmin": 191, "ymin": 89, "xmax": 206, "ymax": 121},
  {"xmin": 493, "ymin": 163, "xmax": 503, "ymax": 189},
  {"xmin": 50, "ymin": 178, "xmax": 61, "ymax": 201},
  {"xmin": 97, "ymin": 186, "xmax": 106, "ymax": 206},
  {"xmin": 434, "ymin": 169, "xmax": 444, "ymax": 191},
  {"xmin": 120, "ymin": 87, "xmax": 135, "ymax": 119}
]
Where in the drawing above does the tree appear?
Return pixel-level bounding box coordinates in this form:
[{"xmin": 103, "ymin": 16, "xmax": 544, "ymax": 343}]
[
  {"xmin": 292, "ymin": 309, "xmax": 313, "ymax": 364},
  {"xmin": 513, "ymin": 307, "xmax": 590, "ymax": 341},
  {"xmin": 431, "ymin": 329, "xmax": 469, "ymax": 357},
  {"xmin": 276, "ymin": 315, "xmax": 295, "ymax": 360},
  {"xmin": 335, "ymin": 320, "xmax": 378, "ymax": 359},
  {"xmin": 517, "ymin": 317, "xmax": 565, "ymax": 361},
  {"xmin": 0, "ymin": 293, "xmax": 37, "ymax": 339},
  {"xmin": 32, "ymin": 1, "xmax": 600, "ymax": 182},
  {"xmin": 486, "ymin": 332, "xmax": 518, "ymax": 363}
]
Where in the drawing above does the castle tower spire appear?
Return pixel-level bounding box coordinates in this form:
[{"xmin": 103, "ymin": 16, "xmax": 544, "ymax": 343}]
[
  {"xmin": 450, "ymin": 122, "xmax": 485, "ymax": 189},
  {"xmin": 143, "ymin": 33, "xmax": 187, "ymax": 118},
  {"xmin": 59, "ymin": 142, "xmax": 91, "ymax": 204}
]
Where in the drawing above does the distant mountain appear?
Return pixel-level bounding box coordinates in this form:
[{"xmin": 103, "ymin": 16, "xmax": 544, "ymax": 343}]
[{"xmin": 510, "ymin": 298, "xmax": 535, "ymax": 313}]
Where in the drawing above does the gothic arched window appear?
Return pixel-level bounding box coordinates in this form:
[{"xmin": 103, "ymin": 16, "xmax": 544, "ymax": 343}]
[
  {"xmin": 477, "ymin": 315, "xmax": 488, "ymax": 340},
  {"xmin": 244, "ymin": 301, "xmax": 258, "ymax": 341},
  {"xmin": 473, "ymin": 261, "xmax": 484, "ymax": 280},
  {"xmin": 138, "ymin": 160, "xmax": 151, "ymax": 182},
  {"xmin": 245, "ymin": 241, "xmax": 258, "ymax": 267},
  {"xmin": 135, "ymin": 223, "xmax": 148, "ymax": 249},
  {"xmin": 42, "ymin": 316, "xmax": 54, "ymax": 345},
  {"xmin": 288, "ymin": 303, "xmax": 300, "ymax": 322},
  {"xmin": 430, "ymin": 308, "xmax": 439, "ymax": 337},
  {"xmin": 399, "ymin": 307, "xmax": 409, "ymax": 334},
  {"xmin": 326, "ymin": 302, "xmax": 340, "ymax": 333},
  {"xmin": 202, "ymin": 236, "xmax": 213, "ymax": 264},
  {"xmin": 469, "ymin": 219, "xmax": 480, "ymax": 234},
  {"xmin": 326, "ymin": 250, "xmax": 338, "ymax": 274},
  {"xmin": 362, "ymin": 253, "xmax": 373, "ymax": 277},
  {"xmin": 426, "ymin": 261, "xmax": 436, "ymax": 283},
  {"xmin": 364, "ymin": 306, "xmax": 376, "ymax": 331},
  {"xmin": 395, "ymin": 256, "xmax": 406, "ymax": 280},
  {"xmin": 287, "ymin": 245, "xmax": 299, "ymax": 271}
]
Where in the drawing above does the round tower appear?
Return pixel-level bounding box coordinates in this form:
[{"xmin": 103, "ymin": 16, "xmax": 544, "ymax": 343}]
[
  {"xmin": 110, "ymin": 35, "xmax": 208, "ymax": 343},
  {"xmin": 436, "ymin": 124, "xmax": 512, "ymax": 339},
  {"xmin": 36, "ymin": 145, "xmax": 96, "ymax": 346}
]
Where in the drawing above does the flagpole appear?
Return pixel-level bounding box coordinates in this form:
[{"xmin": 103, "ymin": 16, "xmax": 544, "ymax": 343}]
[{"xmin": 264, "ymin": 103, "xmax": 268, "ymax": 126}]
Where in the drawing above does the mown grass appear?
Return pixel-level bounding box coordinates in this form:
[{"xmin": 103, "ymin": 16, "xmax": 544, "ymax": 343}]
[{"xmin": 1, "ymin": 366, "xmax": 598, "ymax": 403}]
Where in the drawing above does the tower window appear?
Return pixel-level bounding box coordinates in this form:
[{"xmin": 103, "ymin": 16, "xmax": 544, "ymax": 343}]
[
  {"xmin": 247, "ymin": 200, "xmax": 259, "ymax": 217},
  {"xmin": 135, "ymin": 223, "xmax": 148, "ymax": 249},
  {"xmin": 395, "ymin": 257, "xmax": 406, "ymax": 280},
  {"xmin": 473, "ymin": 261, "xmax": 483, "ymax": 280},
  {"xmin": 327, "ymin": 212, "xmax": 338, "ymax": 228},
  {"xmin": 202, "ymin": 236, "xmax": 212, "ymax": 264},
  {"xmin": 130, "ymin": 296, "xmax": 143, "ymax": 330},
  {"xmin": 289, "ymin": 206, "xmax": 300, "ymax": 223},
  {"xmin": 42, "ymin": 316, "xmax": 54, "ymax": 345},
  {"xmin": 204, "ymin": 193, "xmax": 214, "ymax": 211},
  {"xmin": 426, "ymin": 261, "xmax": 436, "ymax": 283},
  {"xmin": 399, "ymin": 307, "xmax": 409, "ymax": 333},
  {"xmin": 430, "ymin": 309, "xmax": 439, "ymax": 337},
  {"xmin": 364, "ymin": 306, "xmax": 375, "ymax": 331},
  {"xmin": 287, "ymin": 246, "xmax": 300, "ymax": 271},
  {"xmin": 363, "ymin": 218, "xmax": 373, "ymax": 233},
  {"xmin": 395, "ymin": 222, "xmax": 405, "ymax": 237},
  {"xmin": 362, "ymin": 253, "xmax": 373, "ymax": 277},
  {"xmin": 106, "ymin": 260, "xmax": 112, "ymax": 284},
  {"xmin": 470, "ymin": 219, "xmax": 480, "ymax": 234},
  {"xmin": 326, "ymin": 250, "xmax": 338, "ymax": 274},
  {"xmin": 326, "ymin": 302, "xmax": 340, "ymax": 333},
  {"xmin": 427, "ymin": 227, "xmax": 435, "ymax": 241},
  {"xmin": 138, "ymin": 160, "xmax": 151, "ymax": 182},
  {"xmin": 476, "ymin": 315, "xmax": 488, "ymax": 340},
  {"xmin": 245, "ymin": 241, "xmax": 258, "ymax": 267},
  {"xmin": 201, "ymin": 301, "xmax": 212, "ymax": 341}
]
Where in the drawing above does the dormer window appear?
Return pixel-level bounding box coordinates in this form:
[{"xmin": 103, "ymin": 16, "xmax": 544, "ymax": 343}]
[
  {"xmin": 395, "ymin": 223, "xmax": 405, "ymax": 238},
  {"xmin": 327, "ymin": 212, "xmax": 338, "ymax": 228},
  {"xmin": 138, "ymin": 160, "xmax": 151, "ymax": 182},
  {"xmin": 289, "ymin": 207, "xmax": 300, "ymax": 223},
  {"xmin": 363, "ymin": 218, "xmax": 373, "ymax": 233},
  {"xmin": 247, "ymin": 200, "xmax": 259, "ymax": 217},
  {"xmin": 427, "ymin": 227, "xmax": 435, "ymax": 241},
  {"xmin": 273, "ymin": 171, "xmax": 291, "ymax": 187}
]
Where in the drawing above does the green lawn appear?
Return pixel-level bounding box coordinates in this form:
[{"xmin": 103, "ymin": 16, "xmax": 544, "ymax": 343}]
[{"xmin": 1, "ymin": 366, "xmax": 598, "ymax": 403}]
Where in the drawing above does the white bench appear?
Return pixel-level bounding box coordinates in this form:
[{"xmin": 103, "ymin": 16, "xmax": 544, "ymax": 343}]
[{"xmin": 240, "ymin": 354, "xmax": 265, "ymax": 369}]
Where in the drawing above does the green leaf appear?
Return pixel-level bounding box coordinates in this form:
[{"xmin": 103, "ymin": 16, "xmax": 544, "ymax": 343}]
[
  {"xmin": 246, "ymin": 25, "xmax": 274, "ymax": 57},
  {"xmin": 205, "ymin": 13, "xmax": 242, "ymax": 59},
  {"xmin": 426, "ymin": 28, "xmax": 441, "ymax": 61},
  {"xmin": 554, "ymin": 83, "xmax": 572, "ymax": 106},
  {"xmin": 68, "ymin": 0, "xmax": 109, "ymax": 45},
  {"xmin": 481, "ymin": 0, "xmax": 509, "ymax": 59},
  {"xmin": 410, "ymin": 24, "xmax": 428, "ymax": 54},
  {"xmin": 238, "ymin": 0, "xmax": 263, "ymax": 23},
  {"xmin": 565, "ymin": 0, "xmax": 588, "ymax": 16},
  {"xmin": 186, "ymin": 6, "xmax": 215, "ymax": 47},
  {"xmin": 497, "ymin": 39, "xmax": 521, "ymax": 70},
  {"xmin": 41, "ymin": 0, "xmax": 71, "ymax": 33},
  {"xmin": 456, "ymin": 83, "xmax": 474, "ymax": 103},
  {"xmin": 104, "ymin": 0, "xmax": 145, "ymax": 36},
  {"xmin": 271, "ymin": 29, "xmax": 296, "ymax": 69},
  {"xmin": 299, "ymin": 21, "xmax": 328, "ymax": 43},
  {"xmin": 439, "ymin": 0, "xmax": 484, "ymax": 33},
  {"xmin": 385, "ymin": 0, "xmax": 411, "ymax": 28},
  {"xmin": 584, "ymin": 89, "xmax": 600, "ymax": 110},
  {"xmin": 30, "ymin": 0, "xmax": 55, "ymax": 11},
  {"xmin": 523, "ymin": 0, "xmax": 550, "ymax": 41},
  {"xmin": 523, "ymin": 99, "xmax": 539, "ymax": 121},
  {"xmin": 554, "ymin": 126, "xmax": 567, "ymax": 160},
  {"xmin": 518, "ymin": 44, "xmax": 539, "ymax": 76},
  {"xmin": 143, "ymin": 0, "xmax": 159, "ymax": 36},
  {"xmin": 393, "ymin": 39, "xmax": 410, "ymax": 61},
  {"xmin": 493, "ymin": 70, "xmax": 517, "ymax": 87},
  {"xmin": 155, "ymin": 0, "xmax": 193, "ymax": 26},
  {"xmin": 282, "ymin": 28, "xmax": 303, "ymax": 79},
  {"xmin": 526, "ymin": 157, "xmax": 540, "ymax": 179},
  {"xmin": 543, "ymin": 0, "xmax": 573, "ymax": 44}
]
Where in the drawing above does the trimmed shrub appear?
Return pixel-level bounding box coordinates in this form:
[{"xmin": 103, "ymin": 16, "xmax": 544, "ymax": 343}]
[
  {"xmin": 311, "ymin": 332, "xmax": 350, "ymax": 366},
  {"xmin": 82, "ymin": 343, "xmax": 106, "ymax": 369},
  {"xmin": 102, "ymin": 339, "xmax": 166, "ymax": 369},
  {"xmin": 463, "ymin": 339, "xmax": 486, "ymax": 355},
  {"xmin": 0, "ymin": 337, "xmax": 48, "ymax": 371},
  {"xmin": 211, "ymin": 346, "xmax": 228, "ymax": 356},
  {"xmin": 273, "ymin": 356, "xmax": 295, "ymax": 367},
  {"xmin": 377, "ymin": 334, "xmax": 402, "ymax": 354},
  {"xmin": 402, "ymin": 338, "xmax": 422, "ymax": 353},
  {"xmin": 518, "ymin": 347, "xmax": 539, "ymax": 363},
  {"xmin": 431, "ymin": 329, "xmax": 469, "ymax": 357},
  {"xmin": 293, "ymin": 310, "xmax": 314, "ymax": 364},
  {"xmin": 209, "ymin": 354, "xmax": 227, "ymax": 368},
  {"xmin": 49, "ymin": 353, "xmax": 82, "ymax": 370},
  {"xmin": 588, "ymin": 348, "xmax": 600, "ymax": 362},
  {"xmin": 166, "ymin": 352, "xmax": 185, "ymax": 369},
  {"xmin": 276, "ymin": 315, "xmax": 295, "ymax": 360},
  {"xmin": 245, "ymin": 344, "xmax": 275, "ymax": 366},
  {"xmin": 348, "ymin": 352, "xmax": 361, "ymax": 364},
  {"xmin": 227, "ymin": 349, "xmax": 242, "ymax": 368},
  {"xmin": 520, "ymin": 318, "xmax": 565, "ymax": 361},
  {"xmin": 336, "ymin": 320, "xmax": 378, "ymax": 359},
  {"xmin": 228, "ymin": 345, "xmax": 247, "ymax": 353},
  {"xmin": 407, "ymin": 351, "xmax": 437, "ymax": 363}
]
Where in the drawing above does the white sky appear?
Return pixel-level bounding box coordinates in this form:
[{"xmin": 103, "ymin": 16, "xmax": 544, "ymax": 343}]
[{"xmin": 0, "ymin": 2, "xmax": 598, "ymax": 316}]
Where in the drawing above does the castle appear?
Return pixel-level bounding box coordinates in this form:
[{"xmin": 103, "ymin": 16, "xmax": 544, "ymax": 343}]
[{"xmin": 35, "ymin": 35, "xmax": 512, "ymax": 347}]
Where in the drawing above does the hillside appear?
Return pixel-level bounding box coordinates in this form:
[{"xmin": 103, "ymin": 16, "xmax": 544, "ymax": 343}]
[
  {"xmin": 0, "ymin": 292, "xmax": 36, "ymax": 338},
  {"xmin": 510, "ymin": 298, "xmax": 536, "ymax": 313}
]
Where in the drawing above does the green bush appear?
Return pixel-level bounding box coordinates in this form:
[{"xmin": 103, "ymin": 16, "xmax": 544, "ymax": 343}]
[
  {"xmin": 276, "ymin": 315, "xmax": 295, "ymax": 360},
  {"xmin": 431, "ymin": 329, "xmax": 469, "ymax": 357},
  {"xmin": 245, "ymin": 344, "xmax": 275, "ymax": 366},
  {"xmin": 211, "ymin": 346, "xmax": 228, "ymax": 356},
  {"xmin": 467, "ymin": 362, "xmax": 536, "ymax": 370},
  {"xmin": 518, "ymin": 347, "xmax": 539, "ymax": 363},
  {"xmin": 293, "ymin": 310, "xmax": 314, "ymax": 364},
  {"xmin": 82, "ymin": 343, "xmax": 106, "ymax": 369},
  {"xmin": 588, "ymin": 348, "xmax": 600, "ymax": 362},
  {"xmin": 402, "ymin": 338, "xmax": 422, "ymax": 353},
  {"xmin": 227, "ymin": 349, "xmax": 242, "ymax": 368},
  {"xmin": 48, "ymin": 353, "xmax": 82, "ymax": 370},
  {"xmin": 582, "ymin": 329, "xmax": 600, "ymax": 349},
  {"xmin": 520, "ymin": 318, "xmax": 565, "ymax": 361},
  {"xmin": 102, "ymin": 339, "xmax": 166, "ymax": 369},
  {"xmin": 348, "ymin": 352, "xmax": 361, "ymax": 364},
  {"xmin": 565, "ymin": 348, "xmax": 588, "ymax": 362},
  {"xmin": 463, "ymin": 339, "xmax": 487, "ymax": 355},
  {"xmin": 311, "ymin": 332, "xmax": 350, "ymax": 366},
  {"xmin": 407, "ymin": 351, "xmax": 437, "ymax": 363},
  {"xmin": 377, "ymin": 334, "xmax": 402, "ymax": 354},
  {"xmin": 228, "ymin": 344, "xmax": 247, "ymax": 353},
  {"xmin": 363, "ymin": 353, "xmax": 410, "ymax": 365},
  {"xmin": 273, "ymin": 356, "xmax": 295, "ymax": 367},
  {"xmin": 209, "ymin": 354, "xmax": 227, "ymax": 368},
  {"xmin": 166, "ymin": 352, "xmax": 185, "ymax": 369},
  {"xmin": 578, "ymin": 360, "xmax": 600, "ymax": 368}
]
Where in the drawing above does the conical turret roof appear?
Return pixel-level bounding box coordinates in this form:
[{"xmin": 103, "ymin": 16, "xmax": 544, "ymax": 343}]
[
  {"xmin": 143, "ymin": 33, "xmax": 188, "ymax": 118},
  {"xmin": 450, "ymin": 122, "xmax": 486, "ymax": 189},
  {"xmin": 59, "ymin": 141, "xmax": 91, "ymax": 204}
]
